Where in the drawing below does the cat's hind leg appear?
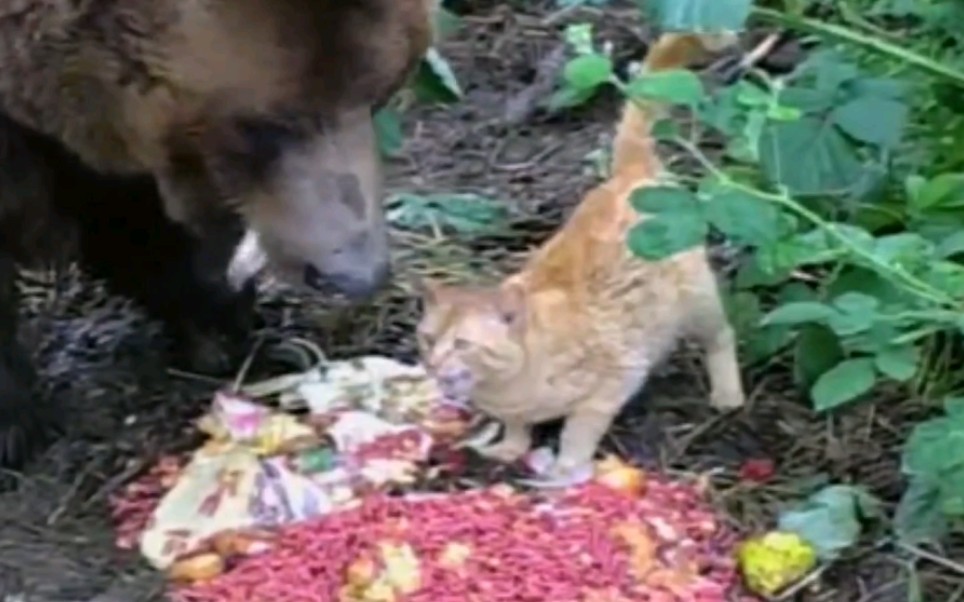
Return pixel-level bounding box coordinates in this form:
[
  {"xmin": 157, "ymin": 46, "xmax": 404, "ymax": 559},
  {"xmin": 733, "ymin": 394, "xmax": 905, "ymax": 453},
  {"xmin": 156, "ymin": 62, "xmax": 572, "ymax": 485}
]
[{"xmin": 689, "ymin": 273, "xmax": 746, "ymax": 410}]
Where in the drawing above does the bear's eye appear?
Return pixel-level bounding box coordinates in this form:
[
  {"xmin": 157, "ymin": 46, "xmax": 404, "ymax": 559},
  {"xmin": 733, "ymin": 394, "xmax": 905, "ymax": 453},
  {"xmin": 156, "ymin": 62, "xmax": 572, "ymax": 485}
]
[{"xmin": 232, "ymin": 117, "xmax": 300, "ymax": 171}]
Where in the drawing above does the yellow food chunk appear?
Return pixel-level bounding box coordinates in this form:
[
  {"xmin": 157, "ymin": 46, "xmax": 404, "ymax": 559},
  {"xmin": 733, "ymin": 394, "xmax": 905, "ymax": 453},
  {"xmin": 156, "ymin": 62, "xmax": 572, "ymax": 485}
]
[{"xmin": 737, "ymin": 531, "xmax": 817, "ymax": 596}]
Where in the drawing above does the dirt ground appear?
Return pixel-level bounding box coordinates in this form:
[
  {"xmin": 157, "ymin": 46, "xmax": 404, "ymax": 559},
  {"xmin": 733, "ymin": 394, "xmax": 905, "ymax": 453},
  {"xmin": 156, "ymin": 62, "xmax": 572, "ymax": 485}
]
[{"xmin": 1, "ymin": 2, "xmax": 962, "ymax": 601}]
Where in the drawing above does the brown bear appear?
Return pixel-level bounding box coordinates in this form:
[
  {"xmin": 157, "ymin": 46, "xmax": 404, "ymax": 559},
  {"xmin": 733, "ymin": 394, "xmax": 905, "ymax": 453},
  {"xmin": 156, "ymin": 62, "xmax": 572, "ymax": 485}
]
[{"xmin": 0, "ymin": 0, "xmax": 434, "ymax": 470}]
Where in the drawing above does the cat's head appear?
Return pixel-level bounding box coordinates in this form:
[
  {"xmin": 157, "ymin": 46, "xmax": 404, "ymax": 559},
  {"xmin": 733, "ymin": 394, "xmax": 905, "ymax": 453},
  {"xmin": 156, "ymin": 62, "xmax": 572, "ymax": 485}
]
[{"xmin": 415, "ymin": 277, "xmax": 528, "ymax": 405}]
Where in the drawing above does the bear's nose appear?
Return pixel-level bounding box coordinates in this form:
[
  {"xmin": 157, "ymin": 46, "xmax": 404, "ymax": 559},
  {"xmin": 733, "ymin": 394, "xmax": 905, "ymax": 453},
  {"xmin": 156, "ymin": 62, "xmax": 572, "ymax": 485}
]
[{"xmin": 303, "ymin": 261, "xmax": 391, "ymax": 300}]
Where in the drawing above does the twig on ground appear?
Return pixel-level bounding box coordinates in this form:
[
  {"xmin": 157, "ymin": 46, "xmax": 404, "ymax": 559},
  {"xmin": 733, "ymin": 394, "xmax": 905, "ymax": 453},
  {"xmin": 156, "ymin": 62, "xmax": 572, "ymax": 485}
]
[
  {"xmin": 79, "ymin": 457, "xmax": 149, "ymax": 514},
  {"xmin": 772, "ymin": 563, "xmax": 830, "ymax": 601},
  {"xmin": 713, "ymin": 31, "xmax": 785, "ymax": 82},
  {"xmin": 897, "ymin": 542, "xmax": 964, "ymax": 577},
  {"xmin": 47, "ymin": 457, "xmax": 104, "ymax": 526},
  {"xmin": 503, "ymin": 43, "xmax": 568, "ymax": 126},
  {"xmin": 230, "ymin": 332, "xmax": 267, "ymax": 392}
]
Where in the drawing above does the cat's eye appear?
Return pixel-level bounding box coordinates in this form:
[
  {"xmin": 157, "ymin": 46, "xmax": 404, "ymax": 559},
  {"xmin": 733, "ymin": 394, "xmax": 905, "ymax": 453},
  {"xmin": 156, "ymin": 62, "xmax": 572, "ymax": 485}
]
[{"xmin": 453, "ymin": 337, "xmax": 470, "ymax": 350}]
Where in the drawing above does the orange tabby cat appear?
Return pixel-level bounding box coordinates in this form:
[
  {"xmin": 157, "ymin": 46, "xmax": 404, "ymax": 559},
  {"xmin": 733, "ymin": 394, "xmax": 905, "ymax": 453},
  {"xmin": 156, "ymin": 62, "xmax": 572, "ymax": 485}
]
[{"xmin": 417, "ymin": 32, "xmax": 746, "ymax": 481}]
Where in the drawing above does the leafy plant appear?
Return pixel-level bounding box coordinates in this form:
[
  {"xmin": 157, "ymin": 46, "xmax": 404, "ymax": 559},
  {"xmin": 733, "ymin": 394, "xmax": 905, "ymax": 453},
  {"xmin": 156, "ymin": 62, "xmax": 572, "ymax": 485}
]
[
  {"xmin": 895, "ymin": 397, "xmax": 964, "ymax": 543},
  {"xmin": 552, "ymin": 0, "xmax": 964, "ymax": 543}
]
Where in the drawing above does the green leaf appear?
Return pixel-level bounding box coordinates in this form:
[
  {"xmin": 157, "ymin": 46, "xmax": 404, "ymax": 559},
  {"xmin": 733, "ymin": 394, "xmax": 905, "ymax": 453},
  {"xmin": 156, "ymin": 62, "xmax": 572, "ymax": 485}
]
[
  {"xmin": 627, "ymin": 185, "xmax": 707, "ymax": 260},
  {"xmin": 945, "ymin": 397, "xmax": 964, "ymax": 417},
  {"xmin": 894, "ymin": 478, "xmax": 949, "ymax": 544},
  {"xmin": 832, "ymin": 223, "xmax": 877, "ymax": 254},
  {"xmin": 903, "ymin": 414, "xmax": 964, "ymax": 477},
  {"xmin": 745, "ymin": 326, "xmax": 795, "ymax": 364},
  {"xmin": 546, "ymin": 85, "xmax": 600, "ymax": 111},
  {"xmin": 767, "ymin": 103, "xmax": 802, "ymax": 122},
  {"xmin": 759, "ymin": 116, "xmax": 866, "ymax": 197},
  {"xmin": 735, "ymin": 82, "xmax": 770, "ymax": 108},
  {"xmin": 724, "ymin": 291, "xmax": 761, "ymax": 337},
  {"xmin": 778, "ymin": 282, "xmax": 820, "ymax": 304},
  {"xmin": 643, "ymin": 0, "xmax": 752, "ymax": 32},
  {"xmin": 939, "ymin": 472, "xmax": 964, "ymax": 516},
  {"xmin": 826, "ymin": 267, "xmax": 907, "ymax": 307},
  {"xmin": 777, "ymin": 485, "xmax": 877, "ymax": 561},
  {"xmin": 761, "ymin": 302, "xmax": 836, "ymax": 326},
  {"xmin": 811, "ymin": 358, "xmax": 877, "ymax": 410},
  {"xmin": 563, "ymin": 23, "xmax": 596, "ymax": 56},
  {"xmin": 922, "ymin": 260, "xmax": 964, "ymax": 298},
  {"xmin": 630, "ymin": 186, "xmax": 699, "ymax": 214},
  {"xmin": 734, "ymin": 256, "xmax": 791, "ymax": 288},
  {"xmin": 651, "ymin": 118, "xmax": 681, "ymax": 140},
  {"xmin": 805, "ymin": 51, "xmax": 861, "ymax": 93},
  {"xmin": 827, "ymin": 292, "xmax": 879, "ymax": 336},
  {"xmin": 936, "ymin": 231, "xmax": 964, "ymax": 258},
  {"xmin": 831, "ymin": 95, "xmax": 907, "ymax": 148},
  {"xmin": 753, "ymin": 229, "xmax": 841, "ymax": 276},
  {"xmin": 625, "ymin": 69, "xmax": 705, "ymax": 106},
  {"xmin": 563, "ymin": 54, "xmax": 613, "ymax": 92},
  {"xmin": 794, "ymin": 325, "xmax": 844, "ymax": 389},
  {"xmin": 627, "ymin": 214, "xmax": 707, "ymax": 260},
  {"xmin": 412, "ymin": 48, "xmax": 463, "ymax": 103},
  {"xmin": 909, "ymin": 173, "xmax": 964, "ymax": 213},
  {"xmin": 703, "ymin": 187, "xmax": 781, "ymax": 246},
  {"xmin": 385, "ymin": 192, "xmax": 509, "ymax": 235},
  {"xmin": 431, "ymin": 2, "xmax": 462, "ymax": 40},
  {"xmin": 374, "ymin": 108, "xmax": 405, "ymax": 157},
  {"xmin": 874, "ymin": 344, "xmax": 920, "ymax": 382},
  {"xmin": 871, "ymin": 233, "xmax": 935, "ymax": 267},
  {"xmin": 833, "ymin": 291, "xmax": 879, "ymax": 312}
]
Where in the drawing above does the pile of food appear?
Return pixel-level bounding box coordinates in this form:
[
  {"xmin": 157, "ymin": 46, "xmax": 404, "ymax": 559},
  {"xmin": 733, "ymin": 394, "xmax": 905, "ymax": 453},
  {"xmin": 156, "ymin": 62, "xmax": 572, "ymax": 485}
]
[
  {"xmin": 173, "ymin": 475, "xmax": 748, "ymax": 602},
  {"xmin": 108, "ymin": 351, "xmax": 813, "ymax": 601},
  {"xmin": 111, "ymin": 353, "xmax": 473, "ymax": 572}
]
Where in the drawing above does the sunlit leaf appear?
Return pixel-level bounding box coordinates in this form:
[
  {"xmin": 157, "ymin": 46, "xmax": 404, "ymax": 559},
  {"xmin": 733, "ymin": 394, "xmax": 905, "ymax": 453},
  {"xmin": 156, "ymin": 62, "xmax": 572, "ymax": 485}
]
[{"xmin": 564, "ymin": 54, "xmax": 614, "ymax": 92}]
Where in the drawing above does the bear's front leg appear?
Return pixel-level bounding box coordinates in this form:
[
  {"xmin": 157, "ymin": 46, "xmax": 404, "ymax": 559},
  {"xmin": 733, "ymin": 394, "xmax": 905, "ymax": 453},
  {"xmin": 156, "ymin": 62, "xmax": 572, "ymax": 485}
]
[
  {"xmin": 77, "ymin": 202, "xmax": 258, "ymax": 376},
  {"xmin": 163, "ymin": 218, "xmax": 259, "ymax": 376}
]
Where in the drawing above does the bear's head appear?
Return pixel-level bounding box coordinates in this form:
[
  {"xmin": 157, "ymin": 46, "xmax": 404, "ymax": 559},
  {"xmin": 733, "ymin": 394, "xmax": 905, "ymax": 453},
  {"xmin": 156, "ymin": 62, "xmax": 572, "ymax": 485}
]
[{"xmin": 154, "ymin": 0, "xmax": 435, "ymax": 301}]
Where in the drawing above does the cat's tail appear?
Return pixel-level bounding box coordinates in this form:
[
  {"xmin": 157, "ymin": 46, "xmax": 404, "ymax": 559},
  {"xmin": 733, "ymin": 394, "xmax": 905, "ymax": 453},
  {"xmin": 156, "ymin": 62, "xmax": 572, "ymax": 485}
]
[{"xmin": 611, "ymin": 32, "xmax": 737, "ymax": 178}]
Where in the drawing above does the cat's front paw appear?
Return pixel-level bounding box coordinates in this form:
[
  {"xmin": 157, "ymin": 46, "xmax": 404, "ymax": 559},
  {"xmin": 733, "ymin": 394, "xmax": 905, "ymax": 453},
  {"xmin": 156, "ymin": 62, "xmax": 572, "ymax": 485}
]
[
  {"xmin": 547, "ymin": 457, "xmax": 594, "ymax": 482},
  {"xmin": 474, "ymin": 438, "xmax": 530, "ymax": 465},
  {"xmin": 517, "ymin": 457, "xmax": 594, "ymax": 489}
]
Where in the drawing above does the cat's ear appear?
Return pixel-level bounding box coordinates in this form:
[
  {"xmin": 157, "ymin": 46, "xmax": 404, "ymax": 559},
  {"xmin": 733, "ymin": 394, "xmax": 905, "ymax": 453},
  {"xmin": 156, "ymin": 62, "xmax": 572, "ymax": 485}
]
[{"xmin": 495, "ymin": 279, "xmax": 527, "ymax": 329}]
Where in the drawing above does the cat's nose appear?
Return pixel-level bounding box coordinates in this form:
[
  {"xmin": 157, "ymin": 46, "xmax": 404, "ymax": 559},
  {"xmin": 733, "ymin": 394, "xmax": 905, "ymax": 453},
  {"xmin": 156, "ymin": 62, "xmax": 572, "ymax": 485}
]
[
  {"xmin": 438, "ymin": 371, "xmax": 469, "ymax": 391},
  {"xmin": 438, "ymin": 373, "xmax": 459, "ymax": 389}
]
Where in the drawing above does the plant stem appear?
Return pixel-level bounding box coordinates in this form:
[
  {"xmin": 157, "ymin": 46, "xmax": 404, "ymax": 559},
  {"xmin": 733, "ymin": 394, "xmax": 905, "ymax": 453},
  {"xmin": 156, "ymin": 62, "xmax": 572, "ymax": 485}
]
[
  {"xmin": 750, "ymin": 7, "xmax": 964, "ymax": 88},
  {"xmin": 670, "ymin": 136, "xmax": 959, "ymax": 308}
]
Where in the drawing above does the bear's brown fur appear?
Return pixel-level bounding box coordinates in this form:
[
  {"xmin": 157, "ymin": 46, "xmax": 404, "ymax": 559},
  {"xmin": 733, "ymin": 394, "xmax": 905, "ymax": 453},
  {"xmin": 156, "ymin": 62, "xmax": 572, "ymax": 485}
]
[
  {"xmin": 0, "ymin": 0, "xmax": 434, "ymax": 471},
  {"xmin": 0, "ymin": 0, "xmax": 434, "ymax": 296}
]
